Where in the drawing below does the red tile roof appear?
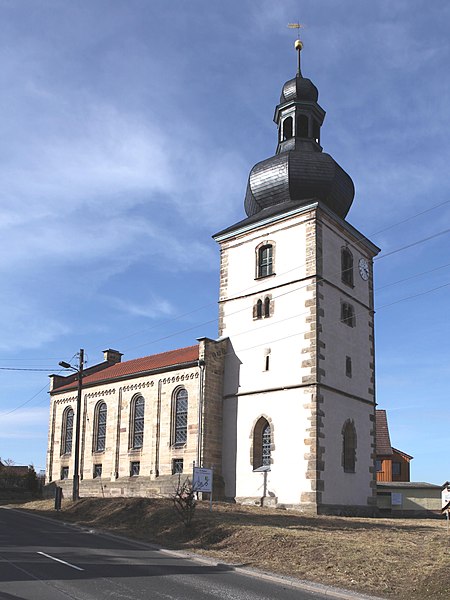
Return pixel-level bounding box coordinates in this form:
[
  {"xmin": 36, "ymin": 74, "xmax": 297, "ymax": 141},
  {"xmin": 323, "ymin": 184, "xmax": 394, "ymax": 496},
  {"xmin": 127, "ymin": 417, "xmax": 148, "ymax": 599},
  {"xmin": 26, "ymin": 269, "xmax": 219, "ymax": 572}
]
[
  {"xmin": 53, "ymin": 345, "xmax": 199, "ymax": 393},
  {"xmin": 376, "ymin": 409, "xmax": 393, "ymax": 456}
]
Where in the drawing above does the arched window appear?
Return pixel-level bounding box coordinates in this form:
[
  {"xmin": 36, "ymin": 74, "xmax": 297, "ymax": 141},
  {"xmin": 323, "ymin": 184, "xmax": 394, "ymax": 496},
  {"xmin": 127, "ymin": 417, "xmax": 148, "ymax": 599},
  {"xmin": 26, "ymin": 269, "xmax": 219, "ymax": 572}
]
[
  {"xmin": 257, "ymin": 244, "xmax": 273, "ymax": 278},
  {"xmin": 264, "ymin": 296, "xmax": 271, "ymax": 318},
  {"xmin": 341, "ymin": 302, "xmax": 356, "ymax": 327},
  {"xmin": 173, "ymin": 388, "xmax": 188, "ymax": 446},
  {"xmin": 341, "ymin": 247, "xmax": 354, "ymax": 286},
  {"xmin": 253, "ymin": 417, "xmax": 272, "ymax": 469},
  {"xmin": 130, "ymin": 395, "xmax": 145, "ymax": 449},
  {"xmin": 256, "ymin": 299, "xmax": 263, "ymax": 319},
  {"xmin": 297, "ymin": 114, "xmax": 309, "ymax": 137},
  {"xmin": 312, "ymin": 119, "xmax": 320, "ymax": 144},
  {"xmin": 342, "ymin": 420, "xmax": 357, "ymax": 473},
  {"xmin": 94, "ymin": 402, "xmax": 107, "ymax": 452},
  {"xmin": 61, "ymin": 407, "xmax": 74, "ymax": 456},
  {"xmin": 282, "ymin": 116, "xmax": 293, "ymax": 140}
]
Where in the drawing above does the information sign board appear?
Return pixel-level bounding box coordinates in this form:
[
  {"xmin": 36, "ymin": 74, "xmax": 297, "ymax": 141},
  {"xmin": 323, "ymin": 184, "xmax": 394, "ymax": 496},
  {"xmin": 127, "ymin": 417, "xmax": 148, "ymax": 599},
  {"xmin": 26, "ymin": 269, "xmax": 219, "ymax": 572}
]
[
  {"xmin": 193, "ymin": 467, "xmax": 213, "ymax": 492},
  {"xmin": 391, "ymin": 492, "xmax": 403, "ymax": 506}
]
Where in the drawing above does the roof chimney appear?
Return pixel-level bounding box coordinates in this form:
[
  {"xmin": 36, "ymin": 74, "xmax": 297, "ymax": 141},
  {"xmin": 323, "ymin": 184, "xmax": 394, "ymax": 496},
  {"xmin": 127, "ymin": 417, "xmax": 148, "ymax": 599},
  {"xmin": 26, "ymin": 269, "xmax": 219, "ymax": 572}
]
[{"xmin": 103, "ymin": 349, "xmax": 123, "ymax": 364}]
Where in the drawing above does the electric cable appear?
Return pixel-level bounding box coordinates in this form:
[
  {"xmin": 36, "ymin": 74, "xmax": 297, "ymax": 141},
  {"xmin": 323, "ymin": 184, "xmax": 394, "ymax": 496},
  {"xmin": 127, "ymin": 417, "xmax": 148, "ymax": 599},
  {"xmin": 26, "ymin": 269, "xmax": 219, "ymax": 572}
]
[{"xmin": 96, "ymin": 198, "xmax": 450, "ymax": 350}]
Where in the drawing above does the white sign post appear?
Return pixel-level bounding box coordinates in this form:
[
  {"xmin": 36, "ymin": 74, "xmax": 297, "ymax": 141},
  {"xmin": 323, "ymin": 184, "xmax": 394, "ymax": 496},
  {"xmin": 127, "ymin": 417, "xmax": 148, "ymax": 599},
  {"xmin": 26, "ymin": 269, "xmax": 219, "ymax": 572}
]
[{"xmin": 193, "ymin": 466, "xmax": 214, "ymax": 511}]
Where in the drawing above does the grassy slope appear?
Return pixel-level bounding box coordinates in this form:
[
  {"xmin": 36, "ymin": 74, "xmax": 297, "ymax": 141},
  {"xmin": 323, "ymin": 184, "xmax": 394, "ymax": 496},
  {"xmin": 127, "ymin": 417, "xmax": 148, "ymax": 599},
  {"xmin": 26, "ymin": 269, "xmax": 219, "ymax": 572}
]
[{"xmin": 14, "ymin": 497, "xmax": 450, "ymax": 599}]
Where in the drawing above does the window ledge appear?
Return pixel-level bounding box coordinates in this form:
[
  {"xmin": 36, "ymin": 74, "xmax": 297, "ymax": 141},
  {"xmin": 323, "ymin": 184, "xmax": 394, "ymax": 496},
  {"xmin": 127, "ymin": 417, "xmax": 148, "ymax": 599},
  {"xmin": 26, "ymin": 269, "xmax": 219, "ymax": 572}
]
[
  {"xmin": 172, "ymin": 443, "xmax": 187, "ymax": 450},
  {"xmin": 255, "ymin": 273, "xmax": 276, "ymax": 281}
]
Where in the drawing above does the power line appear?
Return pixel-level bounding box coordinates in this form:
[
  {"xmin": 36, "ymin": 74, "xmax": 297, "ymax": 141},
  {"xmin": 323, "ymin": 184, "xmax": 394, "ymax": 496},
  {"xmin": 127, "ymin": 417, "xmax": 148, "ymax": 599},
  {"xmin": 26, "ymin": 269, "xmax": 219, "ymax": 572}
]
[
  {"xmin": 229, "ymin": 279, "xmax": 450, "ymax": 357},
  {"xmin": 0, "ymin": 383, "xmax": 49, "ymax": 417},
  {"xmin": 0, "ymin": 367, "xmax": 55, "ymax": 372},
  {"xmin": 0, "ymin": 225, "xmax": 448, "ymax": 368},
  {"xmin": 3, "ymin": 271, "xmax": 449, "ymax": 419},
  {"xmin": 377, "ymin": 261, "xmax": 450, "ymax": 290},
  {"xmin": 1, "ymin": 203, "xmax": 449, "ymax": 416},
  {"xmin": 375, "ymin": 228, "xmax": 450, "ymax": 261},
  {"xmin": 96, "ymin": 199, "xmax": 450, "ymax": 351}
]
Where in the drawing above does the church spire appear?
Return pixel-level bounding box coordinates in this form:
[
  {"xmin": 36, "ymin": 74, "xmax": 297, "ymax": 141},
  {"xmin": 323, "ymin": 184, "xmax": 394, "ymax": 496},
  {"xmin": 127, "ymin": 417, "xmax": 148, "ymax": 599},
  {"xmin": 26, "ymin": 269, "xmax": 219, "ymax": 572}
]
[
  {"xmin": 295, "ymin": 38, "xmax": 303, "ymax": 76},
  {"xmin": 287, "ymin": 21, "xmax": 304, "ymax": 77},
  {"xmin": 243, "ymin": 39, "xmax": 355, "ymax": 220}
]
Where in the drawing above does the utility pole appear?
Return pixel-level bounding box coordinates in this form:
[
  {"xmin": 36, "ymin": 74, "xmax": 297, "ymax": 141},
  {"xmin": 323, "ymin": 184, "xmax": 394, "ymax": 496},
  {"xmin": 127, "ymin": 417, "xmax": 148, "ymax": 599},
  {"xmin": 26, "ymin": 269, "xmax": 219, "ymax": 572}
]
[{"xmin": 72, "ymin": 349, "xmax": 84, "ymax": 501}]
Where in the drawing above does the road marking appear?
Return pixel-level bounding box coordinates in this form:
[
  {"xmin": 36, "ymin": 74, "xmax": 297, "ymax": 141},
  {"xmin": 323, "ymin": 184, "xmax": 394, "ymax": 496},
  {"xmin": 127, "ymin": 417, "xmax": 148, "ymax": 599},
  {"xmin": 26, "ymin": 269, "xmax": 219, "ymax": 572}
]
[{"xmin": 37, "ymin": 551, "xmax": 84, "ymax": 571}]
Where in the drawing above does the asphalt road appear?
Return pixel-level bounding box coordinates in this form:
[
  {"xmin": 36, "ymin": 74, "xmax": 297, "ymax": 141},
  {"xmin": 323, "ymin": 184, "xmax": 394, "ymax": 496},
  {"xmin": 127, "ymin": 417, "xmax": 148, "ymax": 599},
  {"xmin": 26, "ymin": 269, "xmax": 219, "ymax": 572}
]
[{"xmin": 0, "ymin": 507, "xmax": 369, "ymax": 600}]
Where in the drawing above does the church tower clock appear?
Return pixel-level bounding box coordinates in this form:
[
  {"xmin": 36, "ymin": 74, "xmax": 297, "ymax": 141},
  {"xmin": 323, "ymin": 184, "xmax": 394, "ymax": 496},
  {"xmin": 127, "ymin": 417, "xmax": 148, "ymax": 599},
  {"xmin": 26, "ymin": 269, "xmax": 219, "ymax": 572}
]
[{"xmin": 214, "ymin": 40, "xmax": 380, "ymax": 513}]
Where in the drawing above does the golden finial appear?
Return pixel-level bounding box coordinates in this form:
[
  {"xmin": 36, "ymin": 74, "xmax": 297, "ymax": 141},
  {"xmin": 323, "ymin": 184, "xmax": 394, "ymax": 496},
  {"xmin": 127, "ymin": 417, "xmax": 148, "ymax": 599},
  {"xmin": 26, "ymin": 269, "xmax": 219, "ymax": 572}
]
[{"xmin": 287, "ymin": 22, "xmax": 305, "ymax": 76}]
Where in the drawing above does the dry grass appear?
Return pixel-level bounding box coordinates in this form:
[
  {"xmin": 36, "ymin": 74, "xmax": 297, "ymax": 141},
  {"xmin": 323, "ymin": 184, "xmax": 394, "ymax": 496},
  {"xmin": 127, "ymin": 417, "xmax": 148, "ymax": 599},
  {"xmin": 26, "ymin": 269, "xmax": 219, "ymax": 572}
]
[{"xmin": 14, "ymin": 497, "xmax": 450, "ymax": 599}]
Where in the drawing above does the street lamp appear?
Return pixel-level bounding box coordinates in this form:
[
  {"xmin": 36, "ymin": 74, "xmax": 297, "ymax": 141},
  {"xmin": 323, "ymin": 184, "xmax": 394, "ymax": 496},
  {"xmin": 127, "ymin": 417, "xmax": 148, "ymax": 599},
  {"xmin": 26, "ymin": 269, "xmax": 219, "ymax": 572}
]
[{"xmin": 59, "ymin": 349, "xmax": 84, "ymax": 501}]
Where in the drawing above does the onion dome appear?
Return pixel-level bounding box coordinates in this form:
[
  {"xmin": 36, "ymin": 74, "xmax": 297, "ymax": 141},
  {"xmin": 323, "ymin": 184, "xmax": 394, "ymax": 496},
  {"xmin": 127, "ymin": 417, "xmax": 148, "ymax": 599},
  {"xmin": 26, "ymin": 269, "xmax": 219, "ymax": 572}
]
[
  {"xmin": 280, "ymin": 76, "xmax": 318, "ymax": 103},
  {"xmin": 244, "ymin": 41, "xmax": 354, "ymax": 220}
]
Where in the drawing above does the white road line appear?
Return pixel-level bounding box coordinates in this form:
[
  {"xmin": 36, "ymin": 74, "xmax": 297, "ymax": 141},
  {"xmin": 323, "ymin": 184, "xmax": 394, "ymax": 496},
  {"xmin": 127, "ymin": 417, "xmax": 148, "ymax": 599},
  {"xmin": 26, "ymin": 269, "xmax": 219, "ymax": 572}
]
[{"xmin": 37, "ymin": 551, "xmax": 84, "ymax": 571}]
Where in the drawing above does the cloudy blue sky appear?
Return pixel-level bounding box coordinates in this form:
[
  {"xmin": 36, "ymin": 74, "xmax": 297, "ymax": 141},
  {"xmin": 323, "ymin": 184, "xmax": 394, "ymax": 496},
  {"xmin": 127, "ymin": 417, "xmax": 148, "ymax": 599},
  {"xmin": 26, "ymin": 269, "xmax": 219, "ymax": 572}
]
[{"xmin": 0, "ymin": 1, "xmax": 449, "ymax": 485}]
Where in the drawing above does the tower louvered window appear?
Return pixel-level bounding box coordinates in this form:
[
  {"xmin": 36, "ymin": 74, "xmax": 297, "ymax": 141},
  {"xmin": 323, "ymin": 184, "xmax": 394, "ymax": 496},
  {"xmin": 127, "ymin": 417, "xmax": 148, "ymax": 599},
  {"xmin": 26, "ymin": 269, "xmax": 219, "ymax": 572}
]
[
  {"xmin": 341, "ymin": 247, "xmax": 354, "ymax": 286},
  {"xmin": 341, "ymin": 302, "xmax": 355, "ymax": 327},
  {"xmin": 174, "ymin": 388, "xmax": 188, "ymax": 445}
]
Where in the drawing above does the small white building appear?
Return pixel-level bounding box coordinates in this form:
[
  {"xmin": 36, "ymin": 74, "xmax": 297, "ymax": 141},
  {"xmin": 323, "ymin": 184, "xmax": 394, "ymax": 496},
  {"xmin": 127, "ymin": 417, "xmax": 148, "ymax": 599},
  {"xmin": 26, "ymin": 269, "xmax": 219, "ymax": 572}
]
[{"xmin": 47, "ymin": 43, "xmax": 380, "ymax": 515}]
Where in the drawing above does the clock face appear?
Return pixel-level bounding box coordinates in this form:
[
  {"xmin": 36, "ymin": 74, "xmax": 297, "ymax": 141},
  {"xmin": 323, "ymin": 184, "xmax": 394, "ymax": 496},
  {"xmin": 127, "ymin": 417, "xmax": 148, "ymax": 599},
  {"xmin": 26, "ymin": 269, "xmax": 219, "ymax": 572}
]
[{"xmin": 358, "ymin": 258, "xmax": 369, "ymax": 281}]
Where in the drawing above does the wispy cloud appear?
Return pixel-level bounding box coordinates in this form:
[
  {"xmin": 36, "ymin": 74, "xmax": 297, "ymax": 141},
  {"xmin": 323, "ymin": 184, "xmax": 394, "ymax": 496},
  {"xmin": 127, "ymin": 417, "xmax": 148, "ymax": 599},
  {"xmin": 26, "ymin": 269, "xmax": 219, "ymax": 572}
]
[
  {"xmin": 110, "ymin": 296, "xmax": 176, "ymax": 319},
  {"xmin": 0, "ymin": 407, "xmax": 49, "ymax": 438}
]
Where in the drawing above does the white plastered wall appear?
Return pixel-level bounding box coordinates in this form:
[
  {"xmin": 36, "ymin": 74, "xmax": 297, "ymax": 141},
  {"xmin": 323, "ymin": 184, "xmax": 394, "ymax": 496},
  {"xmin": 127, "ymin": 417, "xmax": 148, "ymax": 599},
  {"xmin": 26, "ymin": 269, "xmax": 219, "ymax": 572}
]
[
  {"xmin": 320, "ymin": 390, "xmax": 374, "ymax": 506},
  {"xmin": 220, "ymin": 209, "xmax": 317, "ymax": 503}
]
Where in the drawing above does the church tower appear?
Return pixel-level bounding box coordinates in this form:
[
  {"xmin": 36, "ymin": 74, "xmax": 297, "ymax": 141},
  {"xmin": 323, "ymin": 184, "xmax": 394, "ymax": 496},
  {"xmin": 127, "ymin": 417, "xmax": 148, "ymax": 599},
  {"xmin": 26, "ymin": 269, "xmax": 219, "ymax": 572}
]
[{"xmin": 214, "ymin": 40, "xmax": 380, "ymax": 513}]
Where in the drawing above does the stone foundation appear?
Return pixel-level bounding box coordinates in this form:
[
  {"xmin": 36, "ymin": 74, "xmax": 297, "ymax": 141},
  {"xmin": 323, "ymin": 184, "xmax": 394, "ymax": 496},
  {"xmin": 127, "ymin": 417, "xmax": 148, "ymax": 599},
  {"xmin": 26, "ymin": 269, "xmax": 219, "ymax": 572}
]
[{"xmin": 46, "ymin": 473, "xmax": 225, "ymax": 501}]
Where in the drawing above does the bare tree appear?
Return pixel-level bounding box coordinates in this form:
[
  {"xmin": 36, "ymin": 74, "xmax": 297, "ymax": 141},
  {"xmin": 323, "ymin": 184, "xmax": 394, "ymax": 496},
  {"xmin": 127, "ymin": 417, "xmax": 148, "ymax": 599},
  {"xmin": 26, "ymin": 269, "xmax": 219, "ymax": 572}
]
[{"xmin": 172, "ymin": 475, "xmax": 197, "ymax": 528}]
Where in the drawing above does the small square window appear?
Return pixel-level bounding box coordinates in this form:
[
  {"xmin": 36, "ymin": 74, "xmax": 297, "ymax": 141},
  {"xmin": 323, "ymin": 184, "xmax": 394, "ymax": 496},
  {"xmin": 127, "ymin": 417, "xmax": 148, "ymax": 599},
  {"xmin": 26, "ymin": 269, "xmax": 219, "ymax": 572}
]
[
  {"xmin": 93, "ymin": 464, "xmax": 102, "ymax": 478},
  {"xmin": 130, "ymin": 461, "xmax": 140, "ymax": 476},
  {"xmin": 60, "ymin": 466, "xmax": 69, "ymax": 480},
  {"xmin": 376, "ymin": 460, "xmax": 382, "ymax": 472},
  {"xmin": 172, "ymin": 459, "xmax": 184, "ymax": 475}
]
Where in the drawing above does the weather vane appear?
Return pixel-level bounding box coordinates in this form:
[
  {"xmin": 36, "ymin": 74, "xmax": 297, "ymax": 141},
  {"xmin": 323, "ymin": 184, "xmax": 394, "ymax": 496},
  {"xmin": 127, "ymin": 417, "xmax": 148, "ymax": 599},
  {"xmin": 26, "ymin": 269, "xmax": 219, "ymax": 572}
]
[{"xmin": 287, "ymin": 22, "xmax": 305, "ymax": 76}]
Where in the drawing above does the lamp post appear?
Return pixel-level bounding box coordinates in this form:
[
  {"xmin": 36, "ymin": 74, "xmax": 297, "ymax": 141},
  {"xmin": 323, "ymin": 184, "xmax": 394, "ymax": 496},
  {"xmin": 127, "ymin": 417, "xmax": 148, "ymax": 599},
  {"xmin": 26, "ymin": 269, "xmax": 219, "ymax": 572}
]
[{"xmin": 59, "ymin": 349, "xmax": 84, "ymax": 501}]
